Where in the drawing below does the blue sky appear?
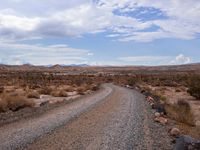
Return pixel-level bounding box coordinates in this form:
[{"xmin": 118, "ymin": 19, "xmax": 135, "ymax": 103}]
[{"xmin": 0, "ymin": 0, "xmax": 200, "ymax": 66}]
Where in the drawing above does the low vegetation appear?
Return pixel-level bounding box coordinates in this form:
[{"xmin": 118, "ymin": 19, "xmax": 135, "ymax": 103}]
[
  {"xmin": 27, "ymin": 90, "xmax": 40, "ymax": 98},
  {"xmin": 39, "ymin": 87, "xmax": 53, "ymax": 95},
  {"xmin": 0, "ymin": 86, "xmax": 4, "ymax": 93},
  {"xmin": 0, "ymin": 93, "xmax": 34, "ymax": 112},
  {"xmin": 51, "ymin": 90, "xmax": 68, "ymax": 97},
  {"xmin": 165, "ymin": 99, "xmax": 195, "ymax": 126},
  {"xmin": 187, "ymin": 75, "xmax": 200, "ymax": 100}
]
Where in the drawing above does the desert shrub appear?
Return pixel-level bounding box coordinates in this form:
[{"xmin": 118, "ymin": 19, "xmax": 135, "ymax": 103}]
[
  {"xmin": 127, "ymin": 78, "xmax": 137, "ymax": 86},
  {"xmin": 27, "ymin": 91, "xmax": 40, "ymax": 99},
  {"xmin": 175, "ymin": 88, "xmax": 182, "ymax": 92},
  {"xmin": 165, "ymin": 99, "xmax": 194, "ymax": 126},
  {"xmin": 77, "ymin": 87, "xmax": 85, "ymax": 95},
  {"xmin": 158, "ymin": 94, "xmax": 167, "ymax": 102},
  {"xmin": 0, "ymin": 86, "xmax": 4, "ymax": 93},
  {"xmin": 91, "ymin": 84, "xmax": 100, "ymax": 91},
  {"xmin": 177, "ymin": 99, "xmax": 190, "ymax": 109},
  {"xmin": 0, "ymin": 98, "xmax": 7, "ymax": 112},
  {"xmin": 187, "ymin": 75, "xmax": 200, "ymax": 100},
  {"xmin": 51, "ymin": 90, "xmax": 68, "ymax": 97},
  {"xmin": 0, "ymin": 93, "xmax": 35, "ymax": 112},
  {"xmin": 39, "ymin": 87, "xmax": 53, "ymax": 95},
  {"xmin": 64, "ymin": 86, "xmax": 75, "ymax": 92},
  {"xmin": 178, "ymin": 123, "xmax": 200, "ymax": 139}
]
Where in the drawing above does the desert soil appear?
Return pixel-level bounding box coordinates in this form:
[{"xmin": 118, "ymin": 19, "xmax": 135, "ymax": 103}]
[{"xmin": 0, "ymin": 84, "xmax": 173, "ymax": 150}]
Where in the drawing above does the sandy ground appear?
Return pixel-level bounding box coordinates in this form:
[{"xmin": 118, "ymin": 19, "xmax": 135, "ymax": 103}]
[{"xmin": 0, "ymin": 84, "xmax": 173, "ymax": 150}]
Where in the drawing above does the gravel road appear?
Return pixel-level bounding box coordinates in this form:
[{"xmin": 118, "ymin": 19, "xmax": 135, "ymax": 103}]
[{"xmin": 0, "ymin": 84, "xmax": 173, "ymax": 150}]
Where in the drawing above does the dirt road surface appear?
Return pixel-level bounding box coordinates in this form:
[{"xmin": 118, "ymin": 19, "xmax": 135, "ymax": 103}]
[{"xmin": 0, "ymin": 84, "xmax": 172, "ymax": 150}]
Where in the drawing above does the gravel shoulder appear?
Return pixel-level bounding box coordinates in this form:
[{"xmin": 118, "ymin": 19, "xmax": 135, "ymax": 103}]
[{"xmin": 25, "ymin": 85, "xmax": 173, "ymax": 150}]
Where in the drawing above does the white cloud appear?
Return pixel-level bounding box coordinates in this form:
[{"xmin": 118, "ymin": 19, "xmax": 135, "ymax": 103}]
[
  {"xmin": 0, "ymin": 41, "xmax": 91, "ymax": 65},
  {"xmin": 119, "ymin": 54, "xmax": 192, "ymax": 66},
  {"xmin": 118, "ymin": 56, "xmax": 171, "ymax": 65},
  {"xmin": 119, "ymin": 56, "xmax": 170, "ymax": 62},
  {"xmin": 170, "ymin": 54, "xmax": 191, "ymax": 65},
  {"xmin": 0, "ymin": 0, "xmax": 199, "ymax": 42},
  {"xmin": 0, "ymin": 1, "xmax": 198, "ymax": 66}
]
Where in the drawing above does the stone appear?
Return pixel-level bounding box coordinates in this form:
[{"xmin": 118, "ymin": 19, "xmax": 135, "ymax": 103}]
[
  {"xmin": 151, "ymin": 103, "xmax": 156, "ymax": 109},
  {"xmin": 154, "ymin": 116, "xmax": 168, "ymax": 125},
  {"xmin": 169, "ymin": 128, "xmax": 180, "ymax": 137},
  {"xmin": 40, "ymin": 101, "xmax": 49, "ymax": 106},
  {"xmin": 175, "ymin": 135, "xmax": 200, "ymax": 150},
  {"xmin": 147, "ymin": 96, "xmax": 154, "ymax": 103},
  {"xmin": 156, "ymin": 104, "xmax": 167, "ymax": 115},
  {"xmin": 155, "ymin": 112, "xmax": 161, "ymax": 117}
]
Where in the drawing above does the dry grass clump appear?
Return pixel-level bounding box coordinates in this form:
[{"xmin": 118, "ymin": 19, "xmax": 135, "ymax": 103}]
[
  {"xmin": 177, "ymin": 123, "xmax": 200, "ymax": 139},
  {"xmin": 51, "ymin": 90, "xmax": 68, "ymax": 97},
  {"xmin": 152, "ymin": 91, "xmax": 167, "ymax": 102},
  {"xmin": 63, "ymin": 86, "xmax": 75, "ymax": 92},
  {"xmin": 0, "ymin": 93, "xmax": 35, "ymax": 112},
  {"xmin": 187, "ymin": 75, "xmax": 200, "ymax": 100},
  {"xmin": 91, "ymin": 84, "xmax": 100, "ymax": 91},
  {"xmin": 77, "ymin": 87, "xmax": 86, "ymax": 95},
  {"xmin": 27, "ymin": 90, "xmax": 40, "ymax": 99},
  {"xmin": 39, "ymin": 87, "xmax": 53, "ymax": 95},
  {"xmin": 76, "ymin": 84, "xmax": 100, "ymax": 95},
  {"xmin": 0, "ymin": 86, "xmax": 4, "ymax": 93},
  {"xmin": 165, "ymin": 99, "xmax": 195, "ymax": 126},
  {"xmin": 175, "ymin": 88, "xmax": 182, "ymax": 92}
]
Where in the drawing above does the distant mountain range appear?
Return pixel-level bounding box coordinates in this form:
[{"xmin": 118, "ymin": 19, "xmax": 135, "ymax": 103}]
[{"xmin": 0, "ymin": 63, "xmax": 200, "ymax": 73}]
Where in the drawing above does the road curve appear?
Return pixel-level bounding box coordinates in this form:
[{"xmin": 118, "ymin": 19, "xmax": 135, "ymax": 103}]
[
  {"xmin": 0, "ymin": 84, "xmax": 173, "ymax": 150},
  {"xmin": 0, "ymin": 84, "xmax": 113, "ymax": 150}
]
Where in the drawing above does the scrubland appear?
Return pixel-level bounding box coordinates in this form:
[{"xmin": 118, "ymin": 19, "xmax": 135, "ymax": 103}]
[
  {"xmin": 0, "ymin": 66, "xmax": 200, "ymax": 139},
  {"xmin": 127, "ymin": 73, "xmax": 200, "ymax": 139}
]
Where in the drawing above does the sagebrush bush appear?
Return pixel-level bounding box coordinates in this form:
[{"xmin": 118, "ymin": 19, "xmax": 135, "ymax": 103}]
[
  {"xmin": 165, "ymin": 99, "xmax": 194, "ymax": 126},
  {"xmin": 77, "ymin": 87, "xmax": 85, "ymax": 95},
  {"xmin": 39, "ymin": 87, "xmax": 53, "ymax": 95},
  {"xmin": 64, "ymin": 86, "xmax": 75, "ymax": 92},
  {"xmin": 27, "ymin": 91, "xmax": 40, "ymax": 99},
  {"xmin": 0, "ymin": 86, "xmax": 4, "ymax": 93},
  {"xmin": 187, "ymin": 75, "xmax": 200, "ymax": 100},
  {"xmin": 51, "ymin": 90, "xmax": 68, "ymax": 97},
  {"xmin": 0, "ymin": 93, "xmax": 35, "ymax": 112},
  {"xmin": 91, "ymin": 84, "xmax": 100, "ymax": 91},
  {"xmin": 128, "ymin": 78, "xmax": 137, "ymax": 86}
]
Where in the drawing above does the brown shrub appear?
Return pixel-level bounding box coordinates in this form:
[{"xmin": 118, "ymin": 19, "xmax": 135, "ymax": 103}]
[
  {"xmin": 0, "ymin": 93, "xmax": 35, "ymax": 112},
  {"xmin": 165, "ymin": 99, "xmax": 195, "ymax": 126},
  {"xmin": 153, "ymin": 92, "xmax": 167, "ymax": 102},
  {"xmin": 0, "ymin": 98, "xmax": 7, "ymax": 112},
  {"xmin": 77, "ymin": 87, "xmax": 85, "ymax": 95},
  {"xmin": 187, "ymin": 75, "xmax": 200, "ymax": 100},
  {"xmin": 177, "ymin": 123, "xmax": 200, "ymax": 139},
  {"xmin": 175, "ymin": 88, "xmax": 182, "ymax": 92},
  {"xmin": 27, "ymin": 91, "xmax": 40, "ymax": 99},
  {"xmin": 64, "ymin": 86, "xmax": 75, "ymax": 92},
  {"xmin": 0, "ymin": 86, "xmax": 4, "ymax": 93},
  {"xmin": 39, "ymin": 87, "xmax": 53, "ymax": 95},
  {"xmin": 51, "ymin": 90, "xmax": 68, "ymax": 97},
  {"xmin": 91, "ymin": 84, "xmax": 100, "ymax": 91}
]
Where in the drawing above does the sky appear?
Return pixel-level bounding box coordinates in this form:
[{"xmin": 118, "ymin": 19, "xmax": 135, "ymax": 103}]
[{"xmin": 0, "ymin": 0, "xmax": 200, "ymax": 66}]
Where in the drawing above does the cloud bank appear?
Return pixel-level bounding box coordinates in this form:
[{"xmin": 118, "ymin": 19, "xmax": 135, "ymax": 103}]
[
  {"xmin": 0, "ymin": 0, "xmax": 198, "ymax": 65},
  {"xmin": 0, "ymin": 0, "xmax": 200, "ymax": 42}
]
